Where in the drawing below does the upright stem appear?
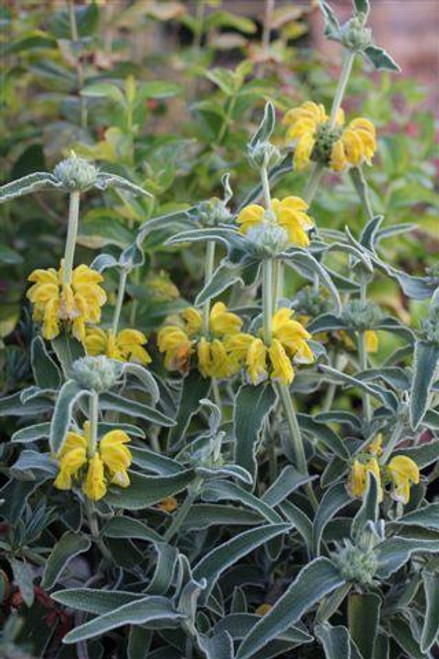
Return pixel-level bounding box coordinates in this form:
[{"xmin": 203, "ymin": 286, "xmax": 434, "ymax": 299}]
[
  {"xmin": 164, "ymin": 478, "xmax": 202, "ymax": 543},
  {"xmin": 303, "ymin": 163, "xmax": 325, "ymax": 205},
  {"xmin": 358, "ymin": 279, "xmax": 372, "ymax": 423},
  {"xmin": 381, "ymin": 419, "xmax": 405, "ymax": 465},
  {"xmin": 112, "ymin": 268, "xmax": 128, "ymax": 335},
  {"xmin": 63, "ymin": 191, "xmax": 80, "ymax": 286},
  {"xmin": 88, "ymin": 391, "xmax": 99, "ymax": 458},
  {"xmin": 260, "ymin": 162, "xmax": 272, "ymax": 211},
  {"xmin": 262, "ymin": 259, "xmax": 273, "ymax": 344},
  {"xmin": 202, "ymin": 241, "xmax": 216, "ymax": 335},
  {"xmin": 350, "ymin": 166, "xmax": 374, "ymax": 220},
  {"xmin": 329, "ymin": 50, "xmax": 355, "ymax": 129},
  {"xmin": 69, "ymin": 0, "xmax": 87, "ymax": 129}
]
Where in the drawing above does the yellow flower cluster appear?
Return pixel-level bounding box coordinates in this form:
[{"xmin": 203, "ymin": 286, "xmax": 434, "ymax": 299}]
[
  {"xmin": 84, "ymin": 328, "xmax": 151, "ymax": 366},
  {"xmin": 225, "ymin": 308, "xmax": 314, "ymax": 386},
  {"xmin": 237, "ymin": 196, "xmax": 313, "ymax": 247},
  {"xmin": 283, "ymin": 101, "xmax": 377, "ymax": 173},
  {"xmin": 54, "ymin": 422, "xmax": 132, "ymax": 501},
  {"xmin": 158, "ymin": 302, "xmax": 242, "ymax": 377},
  {"xmin": 27, "ymin": 262, "xmax": 106, "ymax": 341},
  {"xmin": 348, "ymin": 434, "xmax": 420, "ymax": 505}
]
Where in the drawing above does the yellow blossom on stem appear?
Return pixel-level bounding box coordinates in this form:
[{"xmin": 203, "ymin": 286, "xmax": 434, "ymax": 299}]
[
  {"xmin": 237, "ymin": 197, "xmax": 313, "ymax": 247},
  {"xmin": 387, "ymin": 455, "xmax": 420, "ymax": 504},
  {"xmin": 53, "ymin": 423, "xmax": 132, "ymax": 501},
  {"xmin": 364, "ymin": 329, "xmax": 379, "ymax": 353},
  {"xmin": 246, "ymin": 338, "xmax": 268, "ymax": 385},
  {"xmin": 27, "ymin": 262, "xmax": 106, "ymax": 341},
  {"xmin": 84, "ymin": 327, "xmax": 151, "ymax": 365},
  {"xmin": 367, "ymin": 433, "xmax": 383, "ymax": 457},
  {"xmin": 348, "ymin": 457, "xmax": 383, "ymax": 502}
]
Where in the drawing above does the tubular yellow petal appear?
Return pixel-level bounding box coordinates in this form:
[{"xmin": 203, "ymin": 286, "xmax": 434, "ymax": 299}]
[
  {"xmin": 246, "ymin": 338, "xmax": 268, "ymax": 385},
  {"xmin": 82, "ymin": 454, "xmax": 107, "ymax": 501},
  {"xmin": 269, "ymin": 339, "xmax": 294, "ymax": 385},
  {"xmin": 364, "ymin": 330, "xmax": 379, "ymax": 353}
]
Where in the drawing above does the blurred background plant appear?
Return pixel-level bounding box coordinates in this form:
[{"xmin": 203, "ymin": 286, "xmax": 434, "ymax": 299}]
[{"xmin": 1, "ymin": 0, "xmax": 437, "ymax": 394}]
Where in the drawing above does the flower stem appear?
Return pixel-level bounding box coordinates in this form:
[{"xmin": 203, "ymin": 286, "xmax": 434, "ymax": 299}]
[
  {"xmin": 63, "ymin": 190, "xmax": 80, "ymax": 286},
  {"xmin": 112, "ymin": 268, "xmax": 128, "ymax": 335},
  {"xmin": 358, "ymin": 278, "xmax": 372, "ymax": 423},
  {"xmin": 262, "ymin": 259, "xmax": 273, "ymax": 344},
  {"xmin": 381, "ymin": 419, "xmax": 405, "ymax": 465},
  {"xmin": 350, "ymin": 166, "xmax": 375, "ymax": 221},
  {"xmin": 202, "ymin": 240, "xmax": 216, "ymax": 335},
  {"xmin": 329, "ymin": 50, "xmax": 355, "ymax": 129},
  {"xmin": 163, "ymin": 478, "xmax": 202, "ymax": 543},
  {"xmin": 84, "ymin": 499, "xmax": 113, "ymax": 563},
  {"xmin": 303, "ymin": 162, "xmax": 325, "ymax": 205},
  {"xmin": 260, "ymin": 162, "xmax": 272, "ymax": 211},
  {"xmin": 88, "ymin": 390, "xmax": 99, "ymax": 458},
  {"xmin": 69, "ymin": 0, "xmax": 87, "ymax": 130}
]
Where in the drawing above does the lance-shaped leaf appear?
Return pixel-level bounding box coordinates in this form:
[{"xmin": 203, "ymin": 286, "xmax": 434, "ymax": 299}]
[
  {"xmin": 196, "ymin": 261, "xmax": 258, "ymax": 306},
  {"xmin": 236, "ymin": 558, "xmax": 345, "ymax": 659},
  {"xmin": 119, "ymin": 362, "xmax": 159, "ymax": 403},
  {"xmin": 0, "ymin": 391, "xmax": 53, "ymax": 417},
  {"xmin": 364, "ymin": 45, "xmax": 401, "ymax": 72},
  {"xmin": 297, "ymin": 414, "xmax": 350, "ymax": 460},
  {"xmin": 238, "ymin": 153, "xmax": 293, "ymax": 210},
  {"xmin": 199, "ymin": 631, "xmax": 234, "ymax": 659},
  {"xmin": 351, "ymin": 472, "xmax": 379, "ymax": 542},
  {"xmin": 319, "ymin": 365, "xmax": 399, "ymax": 411},
  {"xmin": 388, "ymin": 617, "xmax": 423, "ymax": 659},
  {"xmin": 105, "ymin": 469, "xmax": 195, "ymax": 510},
  {"xmin": 193, "ymin": 524, "xmax": 290, "ymax": 602},
  {"xmin": 95, "ymin": 172, "xmax": 151, "ymax": 196},
  {"xmin": 421, "ymin": 571, "xmax": 439, "ymax": 653},
  {"xmin": 51, "ymin": 333, "xmax": 85, "ymax": 377},
  {"xmin": 49, "ymin": 380, "xmax": 89, "ymax": 453},
  {"xmin": 234, "ymin": 383, "xmax": 277, "ymax": 485},
  {"xmin": 167, "ymin": 371, "xmax": 210, "ymax": 448},
  {"xmin": 348, "ymin": 593, "xmax": 381, "ymax": 659},
  {"xmin": 410, "ymin": 340, "xmax": 439, "ymax": 429},
  {"xmin": 10, "ymin": 559, "xmax": 35, "ymax": 607},
  {"xmin": 313, "ymin": 483, "xmax": 351, "ymax": 556},
  {"xmin": 166, "ymin": 227, "xmax": 249, "ymax": 265},
  {"xmin": 90, "ymin": 253, "xmax": 119, "ymax": 273},
  {"xmin": 376, "ymin": 537, "xmax": 439, "ymax": 579},
  {"xmin": 315, "ymin": 623, "xmax": 352, "ymax": 659},
  {"xmin": 249, "ymin": 100, "xmax": 275, "ymax": 146},
  {"xmin": 31, "ymin": 336, "xmax": 62, "ymax": 389},
  {"xmin": 130, "ymin": 446, "xmax": 185, "ymax": 475},
  {"xmin": 11, "ymin": 422, "xmax": 52, "ymax": 443},
  {"xmin": 319, "ymin": 1, "xmax": 341, "ymax": 41},
  {"xmin": 62, "ymin": 596, "xmax": 185, "ymax": 644},
  {"xmin": 100, "ymin": 392, "xmax": 175, "ymax": 427},
  {"xmin": 202, "ymin": 480, "xmax": 283, "ymax": 526},
  {"xmin": 283, "ymin": 250, "xmax": 342, "ymax": 315},
  {"xmin": 352, "ymin": 0, "xmax": 370, "ymax": 16},
  {"xmin": 103, "ymin": 516, "xmax": 163, "ymax": 544},
  {"xmin": 10, "ymin": 450, "xmax": 57, "ymax": 481},
  {"xmin": 51, "ymin": 588, "xmax": 146, "ymax": 614},
  {"xmin": 0, "ymin": 172, "xmax": 62, "ymax": 202},
  {"xmin": 137, "ymin": 208, "xmax": 196, "ymax": 244},
  {"xmin": 42, "ymin": 532, "xmax": 91, "ymax": 590},
  {"xmin": 391, "ymin": 502, "xmax": 439, "ymax": 531}
]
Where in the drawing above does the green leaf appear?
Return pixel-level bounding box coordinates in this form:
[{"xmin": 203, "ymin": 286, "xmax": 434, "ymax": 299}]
[
  {"xmin": 351, "ymin": 471, "xmax": 379, "ymax": 542},
  {"xmin": 262, "ymin": 465, "xmax": 316, "ymax": 507},
  {"xmin": 100, "ymin": 392, "xmax": 175, "ymax": 427},
  {"xmin": 392, "ymin": 502, "xmax": 439, "ymax": 531},
  {"xmin": 364, "ymin": 45, "xmax": 401, "ymax": 72},
  {"xmin": 393, "ymin": 440, "xmax": 439, "ymax": 469},
  {"xmin": 315, "ymin": 623, "xmax": 351, "ymax": 659},
  {"xmin": 167, "ymin": 371, "xmax": 210, "ymax": 448},
  {"xmin": 51, "ymin": 333, "xmax": 85, "ymax": 377},
  {"xmin": 51, "ymin": 588, "xmax": 146, "ymax": 615},
  {"xmin": 130, "ymin": 446, "xmax": 185, "ymax": 475},
  {"xmin": 120, "ymin": 362, "xmax": 159, "ymax": 403},
  {"xmin": 49, "ymin": 3, "xmax": 99, "ymax": 38},
  {"xmin": 95, "ymin": 172, "xmax": 151, "ymax": 197},
  {"xmin": 202, "ymin": 480, "xmax": 283, "ymax": 526},
  {"xmin": 183, "ymin": 505, "xmax": 262, "ymax": 531},
  {"xmin": 105, "ymin": 469, "xmax": 195, "ymax": 510},
  {"xmin": 283, "ymin": 250, "xmax": 342, "ymax": 315},
  {"xmin": 193, "ymin": 524, "xmax": 290, "ymax": 601},
  {"xmin": 11, "ymin": 559, "xmax": 35, "ymax": 607},
  {"xmin": 137, "ymin": 81, "xmax": 182, "ymax": 100},
  {"xmin": 0, "ymin": 391, "xmax": 52, "ymax": 417},
  {"xmin": 81, "ymin": 83, "xmax": 127, "ymax": 106},
  {"xmin": 49, "ymin": 380, "xmax": 88, "ymax": 453},
  {"xmin": 236, "ymin": 558, "xmax": 345, "ymax": 659},
  {"xmin": 62, "ymin": 596, "xmax": 184, "ymax": 644},
  {"xmin": 216, "ymin": 613, "xmax": 312, "ymax": 644},
  {"xmin": 196, "ymin": 261, "xmax": 246, "ymax": 306},
  {"xmin": 313, "ymin": 483, "xmax": 350, "ymax": 556},
  {"xmin": 352, "ymin": 0, "xmax": 370, "ymax": 16},
  {"xmin": 280, "ymin": 500, "xmax": 313, "ymax": 549},
  {"xmin": 249, "ymin": 101, "xmax": 275, "ymax": 146},
  {"xmin": 234, "ymin": 383, "xmax": 277, "ymax": 484},
  {"xmin": 103, "ymin": 516, "xmax": 163, "ymax": 544},
  {"xmin": 319, "ymin": 1, "xmax": 341, "ymax": 41},
  {"xmin": 388, "ymin": 616, "xmax": 423, "ymax": 659},
  {"xmin": 410, "ymin": 341, "xmax": 439, "ymax": 429},
  {"xmin": 10, "ymin": 450, "xmax": 57, "ymax": 481},
  {"xmin": 11, "ymin": 422, "xmax": 51, "ymax": 443},
  {"xmin": 348, "ymin": 593, "xmax": 381, "ymax": 659},
  {"xmin": 297, "ymin": 414, "xmax": 350, "ymax": 460},
  {"xmin": 31, "ymin": 336, "xmax": 62, "ymax": 389},
  {"xmin": 376, "ymin": 537, "xmax": 439, "ymax": 579},
  {"xmin": 421, "ymin": 571, "xmax": 439, "ymax": 653},
  {"xmin": 0, "ymin": 172, "xmax": 61, "ymax": 202},
  {"xmin": 42, "ymin": 532, "xmax": 91, "ymax": 590},
  {"xmin": 0, "ymin": 244, "xmax": 23, "ymax": 264}
]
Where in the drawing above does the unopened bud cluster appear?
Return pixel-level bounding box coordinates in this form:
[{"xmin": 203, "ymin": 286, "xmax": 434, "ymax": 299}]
[
  {"xmin": 197, "ymin": 198, "xmax": 233, "ymax": 227},
  {"xmin": 71, "ymin": 356, "xmax": 122, "ymax": 392},
  {"xmin": 342, "ymin": 300, "xmax": 382, "ymax": 331},
  {"xmin": 247, "ymin": 221, "xmax": 289, "ymax": 258},
  {"xmin": 247, "ymin": 141, "xmax": 281, "ymax": 170},
  {"xmin": 54, "ymin": 154, "xmax": 98, "ymax": 191},
  {"xmin": 341, "ymin": 16, "xmax": 372, "ymax": 52},
  {"xmin": 332, "ymin": 539, "xmax": 378, "ymax": 585}
]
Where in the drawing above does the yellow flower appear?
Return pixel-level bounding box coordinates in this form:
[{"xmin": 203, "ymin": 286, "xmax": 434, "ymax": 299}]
[
  {"xmin": 348, "ymin": 457, "xmax": 383, "ymax": 502},
  {"xmin": 223, "ymin": 333, "xmax": 255, "ymax": 373},
  {"xmin": 237, "ymin": 197, "xmax": 313, "ymax": 247},
  {"xmin": 364, "ymin": 330, "xmax": 379, "ymax": 353},
  {"xmin": 158, "ymin": 302, "xmax": 241, "ymax": 377},
  {"xmin": 157, "ymin": 496, "xmax": 178, "ymax": 513},
  {"xmin": 269, "ymin": 339, "xmax": 294, "ymax": 385},
  {"xmin": 283, "ymin": 100, "xmax": 376, "ymax": 173},
  {"xmin": 367, "ymin": 433, "xmax": 383, "ymax": 457},
  {"xmin": 387, "ymin": 455, "xmax": 420, "ymax": 504},
  {"xmin": 255, "ymin": 603, "xmax": 273, "ymax": 616},
  {"xmin": 246, "ymin": 338, "xmax": 268, "ymax": 384},
  {"xmin": 83, "ymin": 454, "xmax": 107, "ymax": 501},
  {"xmin": 272, "ymin": 308, "xmax": 313, "ymax": 363},
  {"xmin": 53, "ymin": 423, "xmax": 132, "ymax": 501},
  {"xmin": 84, "ymin": 327, "xmax": 151, "ymax": 365},
  {"xmin": 27, "ymin": 262, "xmax": 106, "ymax": 341}
]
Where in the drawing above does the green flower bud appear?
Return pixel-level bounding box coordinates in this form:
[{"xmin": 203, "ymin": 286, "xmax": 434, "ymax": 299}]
[
  {"xmin": 313, "ymin": 123, "xmax": 343, "ymax": 166},
  {"xmin": 342, "ymin": 300, "xmax": 382, "ymax": 331},
  {"xmin": 197, "ymin": 197, "xmax": 233, "ymax": 227},
  {"xmin": 247, "ymin": 141, "xmax": 282, "ymax": 170},
  {"xmin": 293, "ymin": 286, "xmax": 332, "ymax": 317},
  {"xmin": 341, "ymin": 16, "xmax": 372, "ymax": 52},
  {"xmin": 71, "ymin": 356, "xmax": 122, "ymax": 393},
  {"xmin": 54, "ymin": 153, "xmax": 98, "ymax": 191},
  {"xmin": 332, "ymin": 539, "xmax": 378, "ymax": 585},
  {"xmin": 247, "ymin": 221, "xmax": 289, "ymax": 258}
]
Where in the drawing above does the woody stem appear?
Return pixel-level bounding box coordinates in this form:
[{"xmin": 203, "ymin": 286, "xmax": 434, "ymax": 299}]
[
  {"xmin": 112, "ymin": 268, "xmax": 128, "ymax": 335},
  {"xmin": 63, "ymin": 191, "xmax": 80, "ymax": 286}
]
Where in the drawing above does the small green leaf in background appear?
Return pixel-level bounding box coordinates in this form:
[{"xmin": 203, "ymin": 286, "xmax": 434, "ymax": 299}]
[
  {"xmin": 421, "ymin": 571, "xmax": 439, "ymax": 653},
  {"xmin": 11, "ymin": 559, "xmax": 35, "ymax": 607}
]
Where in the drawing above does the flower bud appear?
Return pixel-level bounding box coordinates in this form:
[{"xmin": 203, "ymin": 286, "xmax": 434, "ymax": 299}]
[
  {"xmin": 71, "ymin": 356, "xmax": 122, "ymax": 392},
  {"xmin": 332, "ymin": 539, "xmax": 377, "ymax": 585},
  {"xmin": 54, "ymin": 153, "xmax": 98, "ymax": 191},
  {"xmin": 341, "ymin": 16, "xmax": 372, "ymax": 52},
  {"xmin": 197, "ymin": 198, "xmax": 233, "ymax": 227},
  {"xmin": 247, "ymin": 141, "xmax": 282, "ymax": 170},
  {"xmin": 246, "ymin": 221, "xmax": 289, "ymax": 258},
  {"xmin": 342, "ymin": 300, "xmax": 382, "ymax": 331}
]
